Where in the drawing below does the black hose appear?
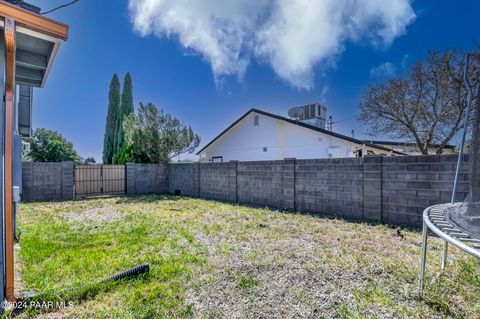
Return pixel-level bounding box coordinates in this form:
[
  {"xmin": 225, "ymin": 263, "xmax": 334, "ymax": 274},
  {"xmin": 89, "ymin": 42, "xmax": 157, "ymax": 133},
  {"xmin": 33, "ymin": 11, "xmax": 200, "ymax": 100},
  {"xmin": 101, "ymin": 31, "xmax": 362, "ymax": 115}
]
[
  {"xmin": 19, "ymin": 263, "xmax": 150, "ymax": 303},
  {"xmin": 100, "ymin": 263, "xmax": 150, "ymax": 283}
]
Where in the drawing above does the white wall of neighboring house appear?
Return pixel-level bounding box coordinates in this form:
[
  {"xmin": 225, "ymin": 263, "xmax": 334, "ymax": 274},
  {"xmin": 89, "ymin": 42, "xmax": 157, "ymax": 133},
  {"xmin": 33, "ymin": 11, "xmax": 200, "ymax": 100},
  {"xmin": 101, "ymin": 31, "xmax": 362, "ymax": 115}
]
[{"xmin": 199, "ymin": 111, "xmax": 392, "ymax": 162}]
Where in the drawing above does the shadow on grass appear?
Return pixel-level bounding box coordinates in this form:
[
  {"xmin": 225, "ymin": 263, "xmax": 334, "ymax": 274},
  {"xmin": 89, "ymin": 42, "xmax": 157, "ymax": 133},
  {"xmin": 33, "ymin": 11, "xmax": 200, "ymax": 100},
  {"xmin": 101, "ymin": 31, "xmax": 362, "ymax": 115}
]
[
  {"xmin": 113, "ymin": 193, "xmax": 420, "ymax": 232},
  {"xmin": 22, "ymin": 192, "xmax": 421, "ymax": 233},
  {"xmin": 114, "ymin": 193, "xmax": 184, "ymax": 204},
  {"xmin": 175, "ymin": 194, "xmax": 422, "ymax": 232}
]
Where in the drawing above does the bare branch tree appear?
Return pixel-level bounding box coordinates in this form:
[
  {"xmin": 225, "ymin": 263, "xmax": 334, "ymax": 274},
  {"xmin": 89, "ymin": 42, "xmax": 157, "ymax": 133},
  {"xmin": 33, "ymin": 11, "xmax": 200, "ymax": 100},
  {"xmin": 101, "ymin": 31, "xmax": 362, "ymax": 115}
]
[{"xmin": 359, "ymin": 49, "xmax": 480, "ymax": 155}]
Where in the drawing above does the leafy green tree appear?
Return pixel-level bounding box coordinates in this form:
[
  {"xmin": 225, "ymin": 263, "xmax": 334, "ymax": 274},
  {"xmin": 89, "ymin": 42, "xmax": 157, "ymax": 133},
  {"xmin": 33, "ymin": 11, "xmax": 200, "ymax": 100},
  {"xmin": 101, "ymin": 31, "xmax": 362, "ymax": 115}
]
[
  {"xmin": 112, "ymin": 144, "xmax": 134, "ymax": 164},
  {"xmin": 123, "ymin": 102, "xmax": 200, "ymax": 163},
  {"xmin": 103, "ymin": 74, "xmax": 121, "ymax": 164},
  {"xmin": 114, "ymin": 73, "xmax": 134, "ymax": 162},
  {"xmin": 25, "ymin": 128, "xmax": 80, "ymax": 163}
]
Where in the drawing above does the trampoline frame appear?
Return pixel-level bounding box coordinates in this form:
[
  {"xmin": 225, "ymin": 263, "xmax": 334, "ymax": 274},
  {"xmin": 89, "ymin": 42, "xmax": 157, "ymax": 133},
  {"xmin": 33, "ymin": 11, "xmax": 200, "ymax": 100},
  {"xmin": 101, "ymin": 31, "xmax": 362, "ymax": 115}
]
[
  {"xmin": 419, "ymin": 204, "xmax": 480, "ymax": 295},
  {"xmin": 419, "ymin": 53, "xmax": 480, "ymax": 296}
]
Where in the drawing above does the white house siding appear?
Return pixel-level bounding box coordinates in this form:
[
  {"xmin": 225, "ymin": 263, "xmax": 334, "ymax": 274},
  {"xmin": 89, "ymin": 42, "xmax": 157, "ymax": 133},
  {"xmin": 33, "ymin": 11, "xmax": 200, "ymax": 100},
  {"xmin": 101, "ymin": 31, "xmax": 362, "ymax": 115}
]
[
  {"xmin": 202, "ymin": 112, "xmax": 276, "ymax": 161},
  {"xmin": 200, "ymin": 112, "xmax": 374, "ymax": 162}
]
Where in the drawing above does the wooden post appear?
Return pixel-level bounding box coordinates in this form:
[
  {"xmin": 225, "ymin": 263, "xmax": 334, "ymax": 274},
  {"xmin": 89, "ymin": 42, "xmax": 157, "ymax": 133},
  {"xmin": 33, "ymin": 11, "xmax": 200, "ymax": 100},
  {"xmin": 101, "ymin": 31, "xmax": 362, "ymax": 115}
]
[{"xmin": 4, "ymin": 17, "xmax": 15, "ymax": 301}]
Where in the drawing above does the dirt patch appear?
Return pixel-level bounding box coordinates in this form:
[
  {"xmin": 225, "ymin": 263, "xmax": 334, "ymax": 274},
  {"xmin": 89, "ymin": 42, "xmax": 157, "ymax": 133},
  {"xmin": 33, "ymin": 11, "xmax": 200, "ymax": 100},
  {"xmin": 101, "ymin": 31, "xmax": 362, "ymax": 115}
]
[{"xmin": 63, "ymin": 207, "xmax": 123, "ymax": 225}]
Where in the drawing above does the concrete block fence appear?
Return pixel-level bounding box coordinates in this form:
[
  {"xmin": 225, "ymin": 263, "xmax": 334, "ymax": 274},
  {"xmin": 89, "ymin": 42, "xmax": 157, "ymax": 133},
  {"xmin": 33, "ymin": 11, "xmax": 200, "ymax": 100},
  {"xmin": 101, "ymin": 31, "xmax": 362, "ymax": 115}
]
[
  {"xmin": 21, "ymin": 162, "xmax": 169, "ymax": 201},
  {"xmin": 22, "ymin": 161, "xmax": 74, "ymax": 201},
  {"xmin": 168, "ymin": 154, "xmax": 469, "ymax": 228},
  {"xmin": 21, "ymin": 154, "xmax": 469, "ymax": 227},
  {"xmin": 126, "ymin": 163, "xmax": 169, "ymax": 195}
]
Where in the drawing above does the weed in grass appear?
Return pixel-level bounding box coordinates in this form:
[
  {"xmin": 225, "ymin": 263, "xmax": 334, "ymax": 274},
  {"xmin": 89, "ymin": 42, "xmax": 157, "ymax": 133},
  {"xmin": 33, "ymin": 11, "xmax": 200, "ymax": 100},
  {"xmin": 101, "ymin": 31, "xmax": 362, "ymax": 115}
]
[
  {"xmin": 336, "ymin": 303, "xmax": 377, "ymax": 319},
  {"xmin": 236, "ymin": 274, "xmax": 259, "ymax": 291},
  {"xmin": 353, "ymin": 285, "xmax": 395, "ymax": 308}
]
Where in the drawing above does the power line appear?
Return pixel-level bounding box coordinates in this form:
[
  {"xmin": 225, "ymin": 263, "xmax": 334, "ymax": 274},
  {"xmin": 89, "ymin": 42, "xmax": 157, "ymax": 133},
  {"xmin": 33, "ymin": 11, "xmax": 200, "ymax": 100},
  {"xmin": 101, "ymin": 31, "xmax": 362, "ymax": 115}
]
[
  {"xmin": 41, "ymin": 0, "xmax": 80, "ymax": 15},
  {"xmin": 332, "ymin": 115, "xmax": 357, "ymax": 124}
]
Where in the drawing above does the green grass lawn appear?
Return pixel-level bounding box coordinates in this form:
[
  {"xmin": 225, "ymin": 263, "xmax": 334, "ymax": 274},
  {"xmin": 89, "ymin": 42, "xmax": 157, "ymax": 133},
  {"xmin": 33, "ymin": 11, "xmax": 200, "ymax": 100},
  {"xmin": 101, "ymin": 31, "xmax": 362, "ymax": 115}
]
[{"xmin": 11, "ymin": 195, "xmax": 480, "ymax": 318}]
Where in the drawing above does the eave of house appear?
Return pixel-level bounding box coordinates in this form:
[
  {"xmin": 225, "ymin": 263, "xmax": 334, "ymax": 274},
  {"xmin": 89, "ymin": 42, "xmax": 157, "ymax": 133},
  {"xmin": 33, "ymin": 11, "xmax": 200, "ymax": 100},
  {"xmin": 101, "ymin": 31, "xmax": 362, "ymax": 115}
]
[{"xmin": 0, "ymin": 1, "xmax": 68, "ymax": 87}]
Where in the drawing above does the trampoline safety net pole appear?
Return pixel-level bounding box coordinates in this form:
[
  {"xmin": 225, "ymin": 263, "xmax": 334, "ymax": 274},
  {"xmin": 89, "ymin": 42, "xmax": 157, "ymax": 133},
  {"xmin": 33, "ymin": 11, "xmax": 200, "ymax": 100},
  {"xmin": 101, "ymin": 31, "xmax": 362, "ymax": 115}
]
[{"xmin": 442, "ymin": 54, "xmax": 475, "ymax": 270}]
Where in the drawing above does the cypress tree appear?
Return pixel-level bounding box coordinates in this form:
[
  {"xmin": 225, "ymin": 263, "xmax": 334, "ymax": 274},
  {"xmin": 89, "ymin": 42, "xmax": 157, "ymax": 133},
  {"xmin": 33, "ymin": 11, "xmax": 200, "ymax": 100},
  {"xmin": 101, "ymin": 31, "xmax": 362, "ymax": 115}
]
[
  {"xmin": 114, "ymin": 73, "xmax": 134, "ymax": 158},
  {"xmin": 102, "ymin": 74, "xmax": 121, "ymax": 164}
]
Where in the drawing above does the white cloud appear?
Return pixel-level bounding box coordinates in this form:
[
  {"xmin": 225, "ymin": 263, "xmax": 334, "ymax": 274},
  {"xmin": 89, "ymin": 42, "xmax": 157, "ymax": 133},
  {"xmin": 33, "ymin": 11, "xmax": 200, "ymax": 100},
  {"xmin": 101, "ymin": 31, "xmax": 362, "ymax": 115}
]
[
  {"xmin": 129, "ymin": 0, "xmax": 415, "ymax": 89},
  {"xmin": 369, "ymin": 62, "xmax": 397, "ymax": 78}
]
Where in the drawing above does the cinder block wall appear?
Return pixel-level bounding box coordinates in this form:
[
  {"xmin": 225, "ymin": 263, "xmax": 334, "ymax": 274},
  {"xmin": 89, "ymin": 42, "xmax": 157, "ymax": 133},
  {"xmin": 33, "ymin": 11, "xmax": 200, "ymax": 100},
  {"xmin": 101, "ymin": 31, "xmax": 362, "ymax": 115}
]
[
  {"xmin": 169, "ymin": 163, "xmax": 196, "ymax": 196},
  {"xmin": 295, "ymin": 157, "xmax": 366, "ymax": 220},
  {"xmin": 381, "ymin": 154, "xmax": 468, "ymax": 226},
  {"xmin": 21, "ymin": 161, "xmax": 73, "ymax": 201},
  {"xmin": 199, "ymin": 162, "xmax": 237, "ymax": 202},
  {"xmin": 167, "ymin": 155, "xmax": 469, "ymax": 227},
  {"xmin": 126, "ymin": 163, "xmax": 168, "ymax": 195},
  {"xmin": 237, "ymin": 160, "xmax": 289, "ymax": 209},
  {"xmin": 22, "ymin": 155, "xmax": 469, "ymax": 228}
]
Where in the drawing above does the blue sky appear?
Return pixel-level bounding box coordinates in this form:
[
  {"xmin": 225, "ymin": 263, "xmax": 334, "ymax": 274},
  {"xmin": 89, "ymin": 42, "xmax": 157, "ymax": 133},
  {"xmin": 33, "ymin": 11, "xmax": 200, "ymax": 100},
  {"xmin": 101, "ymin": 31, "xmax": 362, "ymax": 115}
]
[{"xmin": 29, "ymin": 0, "xmax": 479, "ymax": 161}]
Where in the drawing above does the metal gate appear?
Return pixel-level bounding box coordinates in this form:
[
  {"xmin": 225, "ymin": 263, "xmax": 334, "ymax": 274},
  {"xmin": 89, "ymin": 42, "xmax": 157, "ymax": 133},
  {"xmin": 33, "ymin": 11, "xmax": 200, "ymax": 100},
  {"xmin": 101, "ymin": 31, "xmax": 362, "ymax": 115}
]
[{"xmin": 74, "ymin": 165, "xmax": 126, "ymax": 198}]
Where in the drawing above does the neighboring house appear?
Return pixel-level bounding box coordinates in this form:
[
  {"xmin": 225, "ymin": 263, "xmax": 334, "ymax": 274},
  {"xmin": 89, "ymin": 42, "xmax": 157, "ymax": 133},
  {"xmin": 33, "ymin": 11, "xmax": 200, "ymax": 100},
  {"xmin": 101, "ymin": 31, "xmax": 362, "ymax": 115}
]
[
  {"xmin": 0, "ymin": 1, "xmax": 68, "ymax": 302},
  {"xmin": 197, "ymin": 108, "xmax": 404, "ymax": 162},
  {"xmin": 364, "ymin": 140, "xmax": 456, "ymax": 155}
]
